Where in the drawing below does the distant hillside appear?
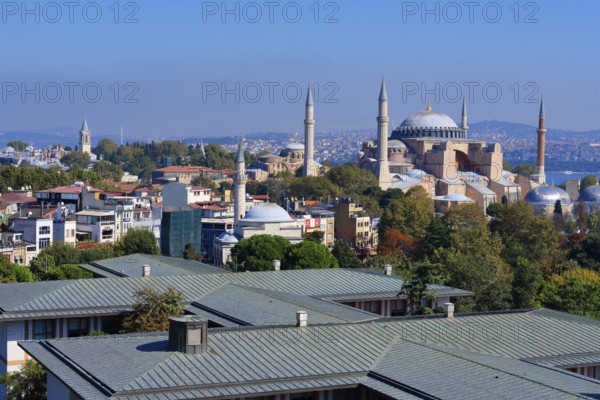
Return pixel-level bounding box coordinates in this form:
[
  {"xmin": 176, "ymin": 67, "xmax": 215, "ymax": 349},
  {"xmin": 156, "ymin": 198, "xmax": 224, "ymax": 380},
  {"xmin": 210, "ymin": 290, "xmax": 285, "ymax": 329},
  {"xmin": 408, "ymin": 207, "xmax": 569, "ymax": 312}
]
[{"xmin": 469, "ymin": 120, "xmax": 600, "ymax": 141}]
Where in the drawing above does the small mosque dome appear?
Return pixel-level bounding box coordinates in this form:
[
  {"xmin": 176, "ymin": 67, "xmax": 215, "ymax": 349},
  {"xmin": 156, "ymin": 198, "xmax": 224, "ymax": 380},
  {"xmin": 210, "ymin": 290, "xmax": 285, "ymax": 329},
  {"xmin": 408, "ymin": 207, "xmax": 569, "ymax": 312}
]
[
  {"xmin": 242, "ymin": 203, "xmax": 293, "ymax": 222},
  {"xmin": 578, "ymin": 185, "xmax": 600, "ymax": 203},
  {"xmin": 525, "ymin": 186, "xmax": 572, "ymax": 205}
]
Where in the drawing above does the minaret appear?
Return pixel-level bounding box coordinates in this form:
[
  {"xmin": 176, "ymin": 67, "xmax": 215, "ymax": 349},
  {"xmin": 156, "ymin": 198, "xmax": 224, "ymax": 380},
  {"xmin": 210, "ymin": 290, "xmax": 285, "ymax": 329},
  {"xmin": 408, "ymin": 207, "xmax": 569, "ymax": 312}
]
[
  {"xmin": 375, "ymin": 79, "xmax": 392, "ymax": 190},
  {"xmin": 536, "ymin": 95, "xmax": 546, "ymax": 184},
  {"xmin": 200, "ymin": 139, "xmax": 206, "ymax": 157},
  {"xmin": 233, "ymin": 136, "xmax": 247, "ymax": 225},
  {"xmin": 79, "ymin": 118, "xmax": 91, "ymax": 155},
  {"xmin": 303, "ymin": 83, "xmax": 317, "ymax": 177},
  {"xmin": 461, "ymin": 97, "xmax": 468, "ymax": 137}
]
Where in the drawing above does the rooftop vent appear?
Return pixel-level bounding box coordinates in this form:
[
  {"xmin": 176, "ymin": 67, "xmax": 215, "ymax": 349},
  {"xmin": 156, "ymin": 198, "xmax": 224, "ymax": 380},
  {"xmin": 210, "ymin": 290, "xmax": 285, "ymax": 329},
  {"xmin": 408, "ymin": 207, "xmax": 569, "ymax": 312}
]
[
  {"xmin": 384, "ymin": 264, "xmax": 392, "ymax": 275},
  {"xmin": 142, "ymin": 264, "xmax": 151, "ymax": 277},
  {"xmin": 168, "ymin": 316, "xmax": 208, "ymax": 354},
  {"xmin": 443, "ymin": 303, "xmax": 454, "ymax": 318},
  {"xmin": 273, "ymin": 259, "xmax": 281, "ymax": 271},
  {"xmin": 296, "ymin": 311, "xmax": 307, "ymax": 327}
]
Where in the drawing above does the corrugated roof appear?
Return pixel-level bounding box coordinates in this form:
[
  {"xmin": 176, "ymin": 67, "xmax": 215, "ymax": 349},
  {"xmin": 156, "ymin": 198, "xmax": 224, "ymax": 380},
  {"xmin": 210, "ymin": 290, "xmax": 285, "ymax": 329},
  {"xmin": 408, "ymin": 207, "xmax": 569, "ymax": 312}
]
[{"xmin": 19, "ymin": 309, "xmax": 600, "ymax": 399}]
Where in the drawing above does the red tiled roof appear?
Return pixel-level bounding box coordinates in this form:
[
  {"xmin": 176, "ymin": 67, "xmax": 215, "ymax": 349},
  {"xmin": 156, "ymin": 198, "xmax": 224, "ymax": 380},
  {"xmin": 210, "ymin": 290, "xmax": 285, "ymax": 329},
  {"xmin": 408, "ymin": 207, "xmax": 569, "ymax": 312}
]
[
  {"xmin": 0, "ymin": 193, "xmax": 37, "ymax": 204},
  {"xmin": 250, "ymin": 195, "xmax": 269, "ymax": 201},
  {"xmin": 191, "ymin": 186, "xmax": 211, "ymax": 191},
  {"xmin": 153, "ymin": 166, "xmax": 202, "ymax": 173},
  {"xmin": 37, "ymin": 185, "xmax": 100, "ymax": 194},
  {"xmin": 201, "ymin": 204, "xmax": 227, "ymax": 211}
]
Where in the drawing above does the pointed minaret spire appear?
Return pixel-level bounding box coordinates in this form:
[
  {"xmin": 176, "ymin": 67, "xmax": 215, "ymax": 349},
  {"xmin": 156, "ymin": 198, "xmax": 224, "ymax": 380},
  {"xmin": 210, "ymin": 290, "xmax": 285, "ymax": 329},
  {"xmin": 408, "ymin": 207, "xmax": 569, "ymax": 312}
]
[
  {"xmin": 200, "ymin": 139, "xmax": 206, "ymax": 157},
  {"xmin": 303, "ymin": 83, "xmax": 317, "ymax": 177},
  {"xmin": 234, "ymin": 136, "xmax": 247, "ymax": 225},
  {"xmin": 535, "ymin": 94, "xmax": 547, "ymax": 184},
  {"xmin": 461, "ymin": 97, "xmax": 468, "ymax": 137},
  {"xmin": 79, "ymin": 117, "xmax": 91, "ymax": 155},
  {"xmin": 375, "ymin": 78, "xmax": 392, "ymax": 190}
]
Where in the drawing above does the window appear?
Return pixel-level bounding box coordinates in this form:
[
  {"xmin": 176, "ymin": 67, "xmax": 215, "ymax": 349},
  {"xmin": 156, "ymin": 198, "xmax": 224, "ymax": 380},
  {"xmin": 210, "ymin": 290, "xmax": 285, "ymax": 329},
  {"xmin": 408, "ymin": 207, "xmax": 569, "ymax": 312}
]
[
  {"xmin": 364, "ymin": 301, "xmax": 381, "ymax": 315},
  {"xmin": 67, "ymin": 318, "xmax": 89, "ymax": 337},
  {"xmin": 39, "ymin": 226, "xmax": 50, "ymax": 235},
  {"xmin": 328, "ymin": 223, "xmax": 333, "ymax": 229},
  {"xmin": 390, "ymin": 300, "xmax": 407, "ymax": 316},
  {"xmin": 100, "ymin": 316, "xmax": 124, "ymax": 335},
  {"xmin": 38, "ymin": 238, "xmax": 50, "ymax": 250},
  {"xmin": 33, "ymin": 319, "xmax": 55, "ymax": 340}
]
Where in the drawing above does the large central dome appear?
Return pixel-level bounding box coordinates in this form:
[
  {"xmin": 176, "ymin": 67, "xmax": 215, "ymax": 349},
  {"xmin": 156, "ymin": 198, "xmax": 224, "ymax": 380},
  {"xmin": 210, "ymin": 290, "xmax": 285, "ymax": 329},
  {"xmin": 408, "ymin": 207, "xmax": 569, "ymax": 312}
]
[
  {"xmin": 242, "ymin": 203, "xmax": 294, "ymax": 222},
  {"xmin": 401, "ymin": 110, "xmax": 458, "ymax": 129},
  {"xmin": 391, "ymin": 103, "xmax": 466, "ymax": 140}
]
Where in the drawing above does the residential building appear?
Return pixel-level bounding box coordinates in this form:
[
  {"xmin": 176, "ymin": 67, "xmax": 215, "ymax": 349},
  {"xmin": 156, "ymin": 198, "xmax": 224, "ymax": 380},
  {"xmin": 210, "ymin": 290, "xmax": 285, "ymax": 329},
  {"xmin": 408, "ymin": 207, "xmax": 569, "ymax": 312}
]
[
  {"xmin": 36, "ymin": 184, "xmax": 100, "ymax": 213},
  {"xmin": 162, "ymin": 183, "xmax": 212, "ymax": 208},
  {"xmin": 75, "ymin": 210, "xmax": 116, "ymax": 243},
  {"xmin": 11, "ymin": 213, "xmax": 53, "ymax": 253},
  {"xmin": 333, "ymin": 198, "xmax": 378, "ymax": 250},
  {"xmin": 151, "ymin": 166, "xmax": 203, "ymax": 184}
]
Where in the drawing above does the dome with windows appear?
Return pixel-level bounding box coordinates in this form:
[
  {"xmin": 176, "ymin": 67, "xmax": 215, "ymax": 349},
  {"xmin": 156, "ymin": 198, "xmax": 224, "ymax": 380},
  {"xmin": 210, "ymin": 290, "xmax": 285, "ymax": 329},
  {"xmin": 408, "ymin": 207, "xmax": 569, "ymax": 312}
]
[
  {"xmin": 242, "ymin": 203, "xmax": 293, "ymax": 222},
  {"xmin": 391, "ymin": 103, "xmax": 466, "ymax": 140}
]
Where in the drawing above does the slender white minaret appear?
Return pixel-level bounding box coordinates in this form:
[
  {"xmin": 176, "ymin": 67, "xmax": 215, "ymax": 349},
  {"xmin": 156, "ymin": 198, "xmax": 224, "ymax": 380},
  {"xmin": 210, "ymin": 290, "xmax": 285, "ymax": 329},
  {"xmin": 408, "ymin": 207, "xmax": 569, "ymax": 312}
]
[
  {"xmin": 79, "ymin": 118, "xmax": 91, "ymax": 155},
  {"xmin": 536, "ymin": 95, "xmax": 546, "ymax": 184},
  {"xmin": 461, "ymin": 97, "xmax": 468, "ymax": 137},
  {"xmin": 375, "ymin": 79, "xmax": 392, "ymax": 190},
  {"xmin": 303, "ymin": 84, "xmax": 317, "ymax": 177},
  {"xmin": 233, "ymin": 136, "xmax": 247, "ymax": 225},
  {"xmin": 200, "ymin": 139, "xmax": 206, "ymax": 157}
]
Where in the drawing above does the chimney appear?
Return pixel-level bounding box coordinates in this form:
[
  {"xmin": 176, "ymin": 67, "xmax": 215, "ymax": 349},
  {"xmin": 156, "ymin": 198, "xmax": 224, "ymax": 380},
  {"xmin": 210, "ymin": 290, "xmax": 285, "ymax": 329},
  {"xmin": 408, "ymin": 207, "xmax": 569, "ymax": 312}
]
[
  {"xmin": 443, "ymin": 303, "xmax": 454, "ymax": 318},
  {"xmin": 296, "ymin": 311, "xmax": 307, "ymax": 327},
  {"xmin": 384, "ymin": 264, "xmax": 392, "ymax": 275},
  {"xmin": 273, "ymin": 259, "xmax": 281, "ymax": 271},
  {"xmin": 142, "ymin": 264, "xmax": 151, "ymax": 277},
  {"xmin": 168, "ymin": 316, "xmax": 208, "ymax": 354}
]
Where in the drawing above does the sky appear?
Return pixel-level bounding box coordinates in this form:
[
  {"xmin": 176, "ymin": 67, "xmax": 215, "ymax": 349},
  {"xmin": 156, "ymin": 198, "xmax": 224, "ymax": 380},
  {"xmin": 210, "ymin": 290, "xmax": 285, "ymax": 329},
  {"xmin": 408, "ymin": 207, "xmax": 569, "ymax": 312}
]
[{"xmin": 1, "ymin": 0, "xmax": 599, "ymax": 139}]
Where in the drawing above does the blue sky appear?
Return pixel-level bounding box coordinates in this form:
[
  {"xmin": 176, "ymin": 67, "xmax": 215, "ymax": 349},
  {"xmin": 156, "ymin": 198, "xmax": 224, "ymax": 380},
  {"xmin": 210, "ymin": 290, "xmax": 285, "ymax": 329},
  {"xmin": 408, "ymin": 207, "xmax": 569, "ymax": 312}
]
[{"xmin": 1, "ymin": 0, "xmax": 599, "ymax": 138}]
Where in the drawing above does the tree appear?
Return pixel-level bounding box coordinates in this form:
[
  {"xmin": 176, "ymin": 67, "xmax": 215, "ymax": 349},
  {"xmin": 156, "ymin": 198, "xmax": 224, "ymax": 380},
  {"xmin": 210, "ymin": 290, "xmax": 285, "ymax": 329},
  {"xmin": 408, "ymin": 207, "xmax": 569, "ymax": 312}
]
[
  {"xmin": 230, "ymin": 235, "xmax": 291, "ymax": 271},
  {"xmin": 399, "ymin": 260, "xmax": 445, "ymax": 315},
  {"xmin": 42, "ymin": 264, "xmax": 93, "ymax": 281},
  {"xmin": 93, "ymin": 138, "xmax": 119, "ymax": 160},
  {"xmin": 287, "ymin": 176, "xmax": 341, "ymax": 201},
  {"xmin": 304, "ymin": 230, "xmax": 324, "ymax": 244},
  {"xmin": 183, "ymin": 243, "xmax": 201, "ymax": 261},
  {"xmin": 191, "ymin": 175, "xmax": 217, "ymax": 190},
  {"xmin": 283, "ymin": 240, "xmax": 338, "ymax": 270},
  {"xmin": 92, "ymin": 160, "xmax": 124, "ymax": 182},
  {"xmin": 6, "ymin": 140, "xmax": 28, "ymax": 151},
  {"xmin": 331, "ymin": 240, "xmax": 361, "ymax": 268},
  {"xmin": 553, "ymin": 199, "xmax": 565, "ymax": 231},
  {"xmin": 121, "ymin": 287, "xmax": 185, "ymax": 333},
  {"xmin": 569, "ymin": 233, "xmax": 600, "ymax": 272},
  {"xmin": 486, "ymin": 202, "xmax": 501, "ymax": 217},
  {"xmin": 378, "ymin": 229, "xmax": 419, "ymax": 260},
  {"xmin": 116, "ymin": 229, "xmax": 159, "ymax": 256},
  {"xmin": 540, "ymin": 268, "xmax": 600, "ymax": 319},
  {"xmin": 581, "ymin": 175, "xmax": 599, "ymax": 190},
  {"xmin": 432, "ymin": 224, "xmax": 513, "ymax": 312},
  {"xmin": 0, "ymin": 359, "xmax": 46, "ymax": 400},
  {"xmin": 37, "ymin": 242, "xmax": 81, "ymax": 266},
  {"xmin": 325, "ymin": 164, "xmax": 377, "ymax": 196},
  {"xmin": 512, "ymin": 164, "xmax": 536, "ymax": 179},
  {"xmin": 378, "ymin": 186, "xmax": 434, "ymax": 241},
  {"xmin": 0, "ymin": 257, "xmax": 35, "ymax": 283},
  {"xmin": 61, "ymin": 151, "xmax": 91, "ymax": 169},
  {"xmin": 512, "ymin": 257, "xmax": 543, "ymax": 309},
  {"xmin": 490, "ymin": 201, "xmax": 560, "ymax": 274}
]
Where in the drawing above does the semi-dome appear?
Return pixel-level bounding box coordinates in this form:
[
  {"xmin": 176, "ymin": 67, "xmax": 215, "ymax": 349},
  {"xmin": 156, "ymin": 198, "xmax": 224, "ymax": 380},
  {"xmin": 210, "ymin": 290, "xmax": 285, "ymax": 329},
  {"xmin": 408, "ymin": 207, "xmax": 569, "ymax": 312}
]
[
  {"xmin": 525, "ymin": 186, "xmax": 572, "ymax": 205},
  {"xmin": 391, "ymin": 103, "xmax": 466, "ymax": 140},
  {"xmin": 578, "ymin": 185, "xmax": 600, "ymax": 202},
  {"xmin": 217, "ymin": 231, "xmax": 238, "ymax": 244},
  {"xmin": 388, "ymin": 139, "xmax": 407, "ymax": 149},
  {"xmin": 242, "ymin": 203, "xmax": 293, "ymax": 222}
]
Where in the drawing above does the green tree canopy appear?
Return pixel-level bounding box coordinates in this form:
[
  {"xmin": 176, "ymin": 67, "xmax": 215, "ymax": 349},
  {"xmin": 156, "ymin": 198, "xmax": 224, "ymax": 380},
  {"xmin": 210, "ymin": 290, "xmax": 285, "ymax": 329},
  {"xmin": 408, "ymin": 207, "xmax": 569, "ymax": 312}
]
[
  {"xmin": 0, "ymin": 257, "xmax": 35, "ymax": 283},
  {"xmin": 230, "ymin": 234, "xmax": 291, "ymax": 271},
  {"xmin": 61, "ymin": 151, "xmax": 91, "ymax": 169},
  {"xmin": 399, "ymin": 260, "xmax": 445, "ymax": 315},
  {"xmin": 569, "ymin": 233, "xmax": 600, "ymax": 272},
  {"xmin": 540, "ymin": 267, "xmax": 600, "ymax": 319},
  {"xmin": 512, "ymin": 164, "xmax": 536, "ymax": 179},
  {"xmin": 116, "ymin": 229, "xmax": 160, "ymax": 256},
  {"xmin": 0, "ymin": 359, "xmax": 46, "ymax": 400},
  {"xmin": 93, "ymin": 138, "xmax": 119, "ymax": 160},
  {"xmin": 283, "ymin": 240, "xmax": 339, "ymax": 270},
  {"xmin": 378, "ymin": 186, "xmax": 434, "ymax": 241},
  {"xmin": 287, "ymin": 176, "xmax": 341, "ymax": 201},
  {"xmin": 581, "ymin": 175, "xmax": 599, "ymax": 190},
  {"xmin": 6, "ymin": 140, "xmax": 28, "ymax": 151},
  {"xmin": 512, "ymin": 257, "xmax": 543, "ymax": 309},
  {"xmin": 331, "ymin": 240, "xmax": 361, "ymax": 268},
  {"xmin": 121, "ymin": 287, "xmax": 185, "ymax": 333},
  {"xmin": 325, "ymin": 164, "xmax": 378, "ymax": 195},
  {"xmin": 92, "ymin": 160, "xmax": 124, "ymax": 182}
]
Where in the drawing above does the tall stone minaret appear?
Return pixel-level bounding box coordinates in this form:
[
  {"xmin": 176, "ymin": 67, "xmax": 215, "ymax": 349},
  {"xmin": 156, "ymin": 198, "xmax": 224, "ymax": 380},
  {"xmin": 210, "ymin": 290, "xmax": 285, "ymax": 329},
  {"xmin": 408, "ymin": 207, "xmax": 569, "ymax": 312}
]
[
  {"xmin": 375, "ymin": 79, "xmax": 392, "ymax": 190},
  {"xmin": 233, "ymin": 136, "xmax": 247, "ymax": 225},
  {"xmin": 461, "ymin": 97, "xmax": 468, "ymax": 137},
  {"xmin": 536, "ymin": 95, "xmax": 546, "ymax": 184},
  {"xmin": 79, "ymin": 118, "xmax": 91, "ymax": 155},
  {"xmin": 303, "ymin": 84, "xmax": 317, "ymax": 177}
]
